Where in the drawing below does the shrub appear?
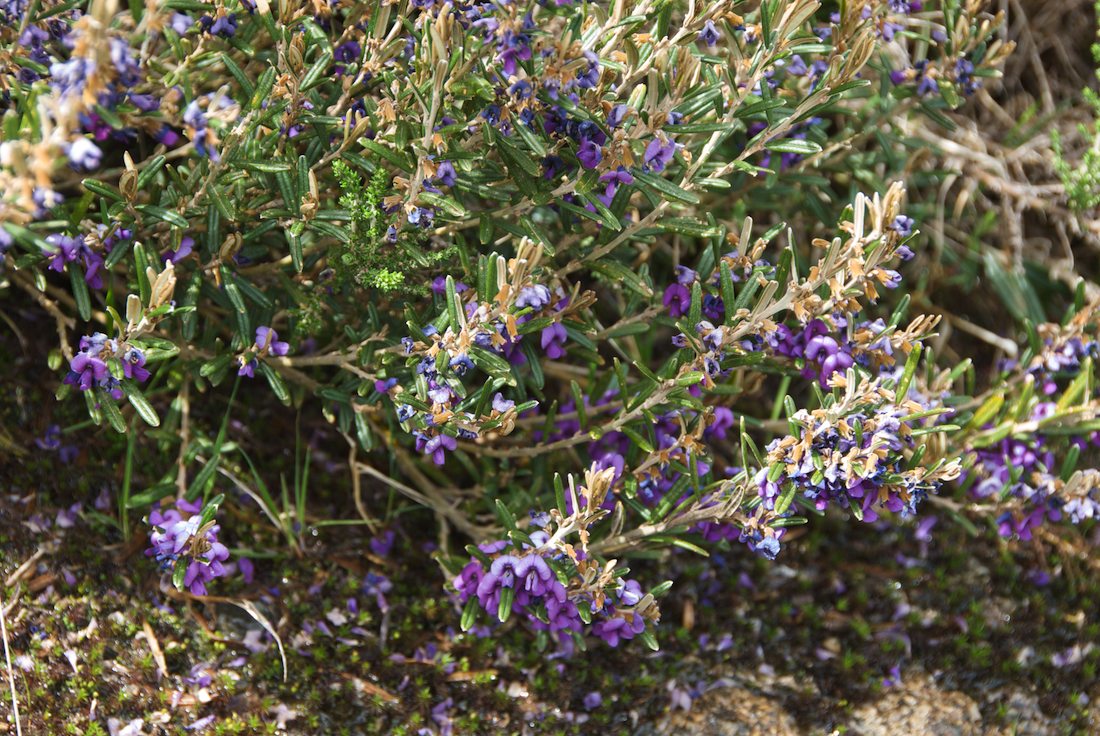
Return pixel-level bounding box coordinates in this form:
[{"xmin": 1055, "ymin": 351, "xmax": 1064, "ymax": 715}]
[{"xmin": 3, "ymin": 0, "xmax": 1097, "ymax": 650}]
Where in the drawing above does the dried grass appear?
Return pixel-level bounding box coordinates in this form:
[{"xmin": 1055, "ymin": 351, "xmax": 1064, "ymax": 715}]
[{"xmin": 917, "ymin": 0, "xmax": 1100, "ymax": 296}]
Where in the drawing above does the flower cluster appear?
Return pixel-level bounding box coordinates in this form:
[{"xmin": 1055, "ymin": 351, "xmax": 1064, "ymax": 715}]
[
  {"xmin": 146, "ymin": 498, "xmax": 230, "ymax": 597},
  {"xmin": 453, "ymin": 469, "xmax": 659, "ymax": 647},
  {"xmin": 388, "ymin": 243, "xmax": 573, "ymax": 465},
  {"xmin": 65, "ymin": 332, "xmax": 148, "ymax": 399},
  {"xmin": 757, "ymin": 376, "xmax": 962, "ymax": 532},
  {"xmin": 238, "ymin": 326, "xmax": 291, "ymax": 378},
  {"xmin": 970, "ymin": 435, "xmax": 1100, "ymax": 538}
]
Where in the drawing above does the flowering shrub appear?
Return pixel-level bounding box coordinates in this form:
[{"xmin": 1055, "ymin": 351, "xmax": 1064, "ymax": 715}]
[{"xmin": 3, "ymin": 0, "xmax": 1098, "ymax": 652}]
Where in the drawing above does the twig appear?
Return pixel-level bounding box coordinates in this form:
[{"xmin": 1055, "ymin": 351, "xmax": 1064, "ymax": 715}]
[{"xmin": 139, "ymin": 620, "xmax": 168, "ymax": 680}]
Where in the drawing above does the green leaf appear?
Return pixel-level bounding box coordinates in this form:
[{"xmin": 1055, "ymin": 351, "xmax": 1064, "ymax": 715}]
[
  {"xmin": 445, "ymin": 275, "xmax": 461, "ymax": 329},
  {"xmin": 124, "ymin": 380, "xmax": 160, "ymax": 427},
  {"xmin": 186, "ymin": 378, "xmax": 239, "ymax": 501},
  {"xmin": 719, "ymin": 262, "xmax": 736, "ymax": 325},
  {"xmin": 97, "ymin": 391, "xmax": 127, "ymax": 434},
  {"xmin": 497, "ymin": 586, "xmax": 515, "ymax": 623},
  {"xmin": 589, "ymin": 259, "xmax": 652, "ymax": 297},
  {"xmin": 773, "ymin": 482, "xmax": 797, "ymax": 515},
  {"xmin": 135, "ymin": 204, "xmax": 188, "ymax": 229},
  {"xmin": 69, "ymin": 265, "xmax": 91, "ymax": 321},
  {"xmin": 471, "ymin": 347, "xmax": 515, "ymax": 384},
  {"xmin": 125, "ymin": 482, "xmax": 176, "ymax": 509},
  {"xmin": 82, "ymin": 179, "xmax": 123, "ymax": 202},
  {"xmin": 259, "ymin": 362, "xmax": 291, "ymax": 404},
  {"xmin": 200, "ymin": 493, "xmax": 225, "ymax": 526},
  {"xmin": 172, "ymin": 559, "xmax": 188, "ymax": 591},
  {"xmin": 460, "ymin": 596, "xmax": 480, "ymax": 631},
  {"xmin": 241, "ymin": 160, "xmax": 294, "ymax": 173},
  {"xmin": 765, "ymin": 138, "xmax": 822, "ymax": 155},
  {"xmin": 493, "ymin": 500, "xmax": 518, "ymax": 533},
  {"xmin": 300, "ymin": 50, "xmax": 333, "ymax": 92},
  {"xmin": 207, "ymin": 185, "xmax": 237, "ymax": 221},
  {"xmin": 221, "ymin": 53, "xmax": 254, "ymax": 97},
  {"xmin": 249, "ymin": 67, "xmax": 277, "ymax": 111},
  {"xmin": 632, "ymin": 170, "xmax": 699, "ymax": 204},
  {"xmin": 895, "ymin": 344, "xmax": 922, "ymax": 401}
]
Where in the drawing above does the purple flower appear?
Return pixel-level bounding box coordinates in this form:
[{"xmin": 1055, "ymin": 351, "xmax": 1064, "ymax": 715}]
[
  {"xmin": 254, "ymin": 326, "xmax": 290, "ymax": 356},
  {"xmin": 199, "ymin": 12, "xmax": 237, "ymax": 37},
  {"xmin": 334, "ymin": 40, "xmax": 361, "ymax": 63},
  {"xmin": 370, "ymin": 530, "xmax": 396, "ymax": 557},
  {"xmin": 607, "ymin": 104, "xmax": 629, "ymax": 128},
  {"xmin": 492, "ymin": 393, "xmax": 515, "ymax": 413},
  {"xmin": 408, "ymin": 206, "xmax": 434, "ymax": 228},
  {"xmin": 540, "ymin": 323, "xmax": 568, "ymax": 359},
  {"xmin": 170, "ymin": 13, "xmax": 193, "ymax": 34},
  {"xmin": 68, "ymin": 138, "xmax": 102, "ymax": 171},
  {"xmin": 804, "ymin": 334, "xmax": 854, "ymax": 384},
  {"xmin": 423, "ymin": 434, "xmax": 457, "ymax": 465},
  {"xmin": 914, "ymin": 515, "xmax": 937, "ymax": 542},
  {"xmin": 592, "ymin": 612, "xmax": 646, "ymax": 647},
  {"xmin": 121, "ymin": 346, "xmax": 149, "ymax": 382},
  {"xmin": 449, "ymin": 354, "xmax": 475, "ymax": 375},
  {"xmin": 146, "ymin": 500, "xmax": 230, "ymax": 596},
  {"xmin": 891, "ymin": 215, "xmax": 915, "ymax": 237},
  {"xmin": 431, "ymin": 275, "xmax": 467, "ymax": 294},
  {"xmin": 435, "ymin": 160, "xmax": 457, "ymax": 187},
  {"xmin": 577, "ymin": 140, "xmax": 603, "ymax": 170},
  {"xmin": 643, "ymin": 137, "xmax": 678, "ymax": 172},
  {"xmin": 238, "ymin": 557, "xmax": 255, "ymax": 584},
  {"xmin": 515, "ymin": 284, "xmax": 552, "ymax": 310},
  {"xmin": 697, "ymin": 20, "xmax": 721, "ymax": 47},
  {"xmin": 705, "ymin": 407, "xmax": 735, "ymax": 440},
  {"xmin": 663, "ymin": 283, "xmax": 691, "ymax": 317},
  {"xmin": 786, "ymin": 54, "xmax": 808, "ymax": 76}
]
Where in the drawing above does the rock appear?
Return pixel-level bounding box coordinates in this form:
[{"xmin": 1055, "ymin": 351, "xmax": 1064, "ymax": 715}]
[
  {"xmin": 661, "ymin": 683, "xmax": 801, "ymax": 736},
  {"xmin": 847, "ymin": 670, "xmax": 981, "ymax": 736}
]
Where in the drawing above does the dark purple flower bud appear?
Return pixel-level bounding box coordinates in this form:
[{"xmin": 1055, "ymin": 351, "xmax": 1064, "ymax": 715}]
[
  {"xmin": 335, "ymin": 40, "xmax": 361, "ymax": 63},
  {"xmin": 200, "ymin": 12, "xmax": 237, "ymax": 37}
]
